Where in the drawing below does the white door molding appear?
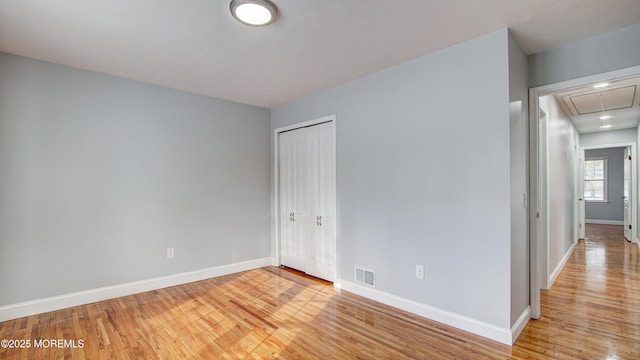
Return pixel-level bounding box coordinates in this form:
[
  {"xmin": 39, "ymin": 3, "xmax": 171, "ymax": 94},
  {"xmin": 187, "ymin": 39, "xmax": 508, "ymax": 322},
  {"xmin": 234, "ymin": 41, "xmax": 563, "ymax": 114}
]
[{"xmin": 529, "ymin": 64, "xmax": 640, "ymax": 319}]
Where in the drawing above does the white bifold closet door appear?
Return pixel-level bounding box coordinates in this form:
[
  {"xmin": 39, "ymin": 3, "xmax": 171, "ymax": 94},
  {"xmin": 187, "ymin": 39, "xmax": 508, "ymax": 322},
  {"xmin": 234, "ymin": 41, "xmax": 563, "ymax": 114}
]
[
  {"xmin": 279, "ymin": 121, "xmax": 335, "ymax": 282},
  {"xmin": 279, "ymin": 128, "xmax": 309, "ymax": 273}
]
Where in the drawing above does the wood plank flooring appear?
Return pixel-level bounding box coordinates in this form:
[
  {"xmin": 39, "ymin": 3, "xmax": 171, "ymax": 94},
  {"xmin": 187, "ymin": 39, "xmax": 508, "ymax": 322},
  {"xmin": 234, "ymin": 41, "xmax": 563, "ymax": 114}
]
[
  {"xmin": 1, "ymin": 223, "xmax": 639, "ymax": 359},
  {"xmin": 513, "ymin": 224, "xmax": 640, "ymax": 359}
]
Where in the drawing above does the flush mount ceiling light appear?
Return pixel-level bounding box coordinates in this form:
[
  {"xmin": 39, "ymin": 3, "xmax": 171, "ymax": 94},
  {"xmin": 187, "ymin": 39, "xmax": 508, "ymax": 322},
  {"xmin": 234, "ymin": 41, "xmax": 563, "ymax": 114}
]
[{"xmin": 230, "ymin": 0, "xmax": 278, "ymax": 26}]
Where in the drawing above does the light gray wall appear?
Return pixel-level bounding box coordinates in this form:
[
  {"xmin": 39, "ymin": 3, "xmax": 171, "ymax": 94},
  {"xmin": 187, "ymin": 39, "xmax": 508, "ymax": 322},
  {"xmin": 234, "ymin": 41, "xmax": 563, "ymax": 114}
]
[
  {"xmin": 0, "ymin": 53, "xmax": 271, "ymax": 306},
  {"xmin": 271, "ymin": 29, "xmax": 512, "ymax": 329},
  {"xmin": 508, "ymin": 31, "xmax": 529, "ymax": 327},
  {"xmin": 580, "ymin": 128, "xmax": 638, "ymax": 148},
  {"xmin": 584, "ymin": 147, "xmax": 625, "ymax": 222},
  {"xmin": 540, "ymin": 94, "xmax": 579, "ymax": 286},
  {"xmin": 529, "ymin": 24, "xmax": 640, "ymax": 88}
]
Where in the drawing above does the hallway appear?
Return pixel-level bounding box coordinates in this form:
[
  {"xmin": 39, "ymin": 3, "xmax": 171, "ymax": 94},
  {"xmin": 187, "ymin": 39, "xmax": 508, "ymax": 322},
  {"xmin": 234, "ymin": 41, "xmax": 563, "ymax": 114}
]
[{"xmin": 513, "ymin": 224, "xmax": 640, "ymax": 359}]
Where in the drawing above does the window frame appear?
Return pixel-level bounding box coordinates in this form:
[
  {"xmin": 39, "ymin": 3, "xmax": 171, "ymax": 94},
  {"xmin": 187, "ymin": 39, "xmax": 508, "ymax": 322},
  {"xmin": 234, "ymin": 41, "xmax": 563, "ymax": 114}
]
[{"xmin": 584, "ymin": 156, "xmax": 608, "ymax": 203}]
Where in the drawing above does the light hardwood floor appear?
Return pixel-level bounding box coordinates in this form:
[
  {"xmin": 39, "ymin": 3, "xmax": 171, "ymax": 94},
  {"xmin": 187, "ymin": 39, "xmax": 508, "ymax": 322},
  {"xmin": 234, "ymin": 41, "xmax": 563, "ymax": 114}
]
[
  {"xmin": 513, "ymin": 224, "xmax": 640, "ymax": 359},
  {"xmin": 1, "ymin": 224, "xmax": 639, "ymax": 359}
]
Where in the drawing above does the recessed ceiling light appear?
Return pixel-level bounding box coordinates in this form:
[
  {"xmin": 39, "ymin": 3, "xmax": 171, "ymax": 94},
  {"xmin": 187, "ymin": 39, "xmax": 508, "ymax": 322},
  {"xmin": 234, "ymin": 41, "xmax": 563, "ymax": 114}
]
[
  {"xmin": 230, "ymin": 0, "xmax": 278, "ymax": 26},
  {"xmin": 600, "ymin": 124, "xmax": 614, "ymax": 130},
  {"xmin": 599, "ymin": 114, "xmax": 612, "ymax": 120},
  {"xmin": 593, "ymin": 82, "xmax": 609, "ymax": 89}
]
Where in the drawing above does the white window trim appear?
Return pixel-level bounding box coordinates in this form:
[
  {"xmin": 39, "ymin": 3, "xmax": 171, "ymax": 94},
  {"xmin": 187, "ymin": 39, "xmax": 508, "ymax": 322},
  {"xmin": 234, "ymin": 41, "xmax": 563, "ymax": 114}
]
[{"xmin": 584, "ymin": 156, "xmax": 608, "ymax": 203}]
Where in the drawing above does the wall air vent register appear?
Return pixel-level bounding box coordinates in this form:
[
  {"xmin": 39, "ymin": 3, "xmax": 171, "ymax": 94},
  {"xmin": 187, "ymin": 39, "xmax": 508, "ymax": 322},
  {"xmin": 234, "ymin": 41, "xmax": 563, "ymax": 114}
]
[{"xmin": 355, "ymin": 266, "xmax": 375, "ymax": 287}]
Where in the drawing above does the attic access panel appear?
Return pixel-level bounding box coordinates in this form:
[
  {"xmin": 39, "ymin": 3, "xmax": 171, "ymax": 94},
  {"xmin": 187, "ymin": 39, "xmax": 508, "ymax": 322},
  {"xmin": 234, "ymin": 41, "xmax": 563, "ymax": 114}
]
[{"xmin": 564, "ymin": 85, "xmax": 637, "ymax": 116}]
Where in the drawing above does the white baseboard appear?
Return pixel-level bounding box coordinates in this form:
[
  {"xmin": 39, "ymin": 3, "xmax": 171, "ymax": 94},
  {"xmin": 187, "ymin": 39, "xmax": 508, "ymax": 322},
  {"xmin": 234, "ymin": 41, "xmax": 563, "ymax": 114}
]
[
  {"xmin": 585, "ymin": 219, "xmax": 624, "ymax": 225},
  {"xmin": 0, "ymin": 257, "xmax": 272, "ymax": 322},
  {"xmin": 335, "ymin": 281, "xmax": 512, "ymax": 345},
  {"xmin": 510, "ymin": 306, "xmax": 530, "ymax": 344},
  {"xmin": 547, "ymin": 243, "xmax": 576, "ymax": 289}
]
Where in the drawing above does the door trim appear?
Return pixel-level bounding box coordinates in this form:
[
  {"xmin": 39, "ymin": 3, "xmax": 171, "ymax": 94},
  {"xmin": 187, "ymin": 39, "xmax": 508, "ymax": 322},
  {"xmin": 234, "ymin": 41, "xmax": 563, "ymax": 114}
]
[
  {"xmin": 578, "ymin": 149, "xmax": 585, "ymax": 240},
  {"xmin": 273, "ymin": 114, "xmax": 337, "ymax": 278},
  {"xmin": 529, "ymin": 64, "xmax": 640, "ymax": 319}
]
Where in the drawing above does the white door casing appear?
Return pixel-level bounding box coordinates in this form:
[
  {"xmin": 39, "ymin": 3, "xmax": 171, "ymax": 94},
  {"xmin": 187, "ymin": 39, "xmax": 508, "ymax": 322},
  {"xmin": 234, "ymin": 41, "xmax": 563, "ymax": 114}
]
[
  {"xmin": 624, "ymin": 146, "xmax": 631, "ymax": 241},
  {"xmin": 578, "ymin": 149, "xmax": 585, "ymax": 240}
]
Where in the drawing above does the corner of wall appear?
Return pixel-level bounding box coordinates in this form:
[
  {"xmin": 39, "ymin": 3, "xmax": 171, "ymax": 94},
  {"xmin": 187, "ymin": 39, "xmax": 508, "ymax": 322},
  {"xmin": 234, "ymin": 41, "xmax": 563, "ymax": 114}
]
[
  {"xmin": 510, "ymin": 306, "xmax": 531, "ymax": 344},
  {"xmin": 508, "ymin": 25, "xmax": 530, "ymax": 328}
]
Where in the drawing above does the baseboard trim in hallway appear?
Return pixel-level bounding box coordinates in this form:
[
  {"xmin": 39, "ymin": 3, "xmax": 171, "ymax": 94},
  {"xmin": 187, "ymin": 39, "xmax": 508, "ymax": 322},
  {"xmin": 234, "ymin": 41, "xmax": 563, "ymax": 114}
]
[
  {"xmin": 585, "ymin": 219, "xmax": 624, "ymax": 226},
  {"xmin": 547, "ymin": 242, "xmax": 576, "ymax": 289}
]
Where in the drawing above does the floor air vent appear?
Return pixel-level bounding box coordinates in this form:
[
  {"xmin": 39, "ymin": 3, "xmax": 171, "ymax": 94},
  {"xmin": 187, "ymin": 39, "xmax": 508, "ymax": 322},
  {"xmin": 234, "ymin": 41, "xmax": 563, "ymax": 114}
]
[{"xmin": 355, "ymin": 266, "xmax": 375, "ymax": 287}]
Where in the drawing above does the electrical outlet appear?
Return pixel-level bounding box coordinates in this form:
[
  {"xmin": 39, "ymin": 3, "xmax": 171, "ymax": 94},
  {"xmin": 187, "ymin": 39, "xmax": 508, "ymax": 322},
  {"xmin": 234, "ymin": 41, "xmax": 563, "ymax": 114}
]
[
  {"xmin": 416, "ymin": 265, "xmax": 424, "ymax": 280},
  {"xmin": 167, "ymin": 247, "xmax": 175, "ymax": 259}
]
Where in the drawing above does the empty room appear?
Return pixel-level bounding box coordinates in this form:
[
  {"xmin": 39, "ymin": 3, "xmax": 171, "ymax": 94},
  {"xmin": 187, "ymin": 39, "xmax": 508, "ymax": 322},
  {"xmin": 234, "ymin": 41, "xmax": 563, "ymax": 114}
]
[{"xmin": 1, "ymin": 1, "xmax": 640, "ymax": 359}]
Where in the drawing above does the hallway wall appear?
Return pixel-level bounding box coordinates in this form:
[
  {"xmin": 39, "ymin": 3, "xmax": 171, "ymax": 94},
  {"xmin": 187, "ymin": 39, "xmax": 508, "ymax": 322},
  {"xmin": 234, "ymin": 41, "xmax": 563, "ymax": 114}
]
[{"xmin": 540, "ymin": 94, "xmax": 579, "ymax": 289}]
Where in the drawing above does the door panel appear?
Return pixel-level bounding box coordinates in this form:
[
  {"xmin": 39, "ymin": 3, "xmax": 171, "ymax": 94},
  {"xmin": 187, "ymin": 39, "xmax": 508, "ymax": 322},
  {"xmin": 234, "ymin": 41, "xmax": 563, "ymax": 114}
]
[
  {"xmin": 279, "ymin": 128, "xmax": 309, "ymax": 272},
  {"xmin": 306, "ymin": 122, "xmax": 336, "ymax": 281},
  {"xmin": 279, "ymin": 130, "xmax": 296, "ymax": 269}
]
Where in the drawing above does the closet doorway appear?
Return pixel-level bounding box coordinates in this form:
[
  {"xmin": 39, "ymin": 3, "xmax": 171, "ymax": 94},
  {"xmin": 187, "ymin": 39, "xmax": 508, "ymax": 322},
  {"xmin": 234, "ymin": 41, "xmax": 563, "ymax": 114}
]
[{"xmin": 275, "ymin": 115, "xmax": 336, "ymax": 282}]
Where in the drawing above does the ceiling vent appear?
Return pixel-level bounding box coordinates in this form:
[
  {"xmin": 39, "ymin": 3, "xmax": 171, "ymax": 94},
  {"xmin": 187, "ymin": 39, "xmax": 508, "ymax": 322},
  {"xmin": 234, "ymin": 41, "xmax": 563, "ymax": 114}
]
[{"xmin": 355, "ymin": 266, "xmax": 375, "ymax": 287}]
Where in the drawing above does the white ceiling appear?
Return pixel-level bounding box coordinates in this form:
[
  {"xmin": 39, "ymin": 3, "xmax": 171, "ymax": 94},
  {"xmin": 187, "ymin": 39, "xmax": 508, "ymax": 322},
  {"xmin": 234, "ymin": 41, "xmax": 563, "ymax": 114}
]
[
  {"xmin": 554, "ymin": 76, "xmax": 640, "ymax": 134},
  {"xmin": 1, "ymin": 0, "xmax": 639, "ymax": 108}
]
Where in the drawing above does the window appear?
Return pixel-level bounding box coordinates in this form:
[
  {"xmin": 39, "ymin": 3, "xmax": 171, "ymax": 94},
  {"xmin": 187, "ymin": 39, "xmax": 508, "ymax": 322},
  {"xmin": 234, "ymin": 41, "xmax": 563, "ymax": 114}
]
[{"xmin": 584, "ymin": 157, "xmax": 607, "ymax": 202}]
